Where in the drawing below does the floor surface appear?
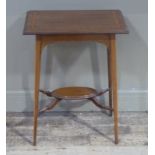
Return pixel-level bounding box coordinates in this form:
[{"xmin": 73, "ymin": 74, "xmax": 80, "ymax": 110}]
[{"xmin": 6, "ymin": 112, "xmax": 148, "ymax": 155}]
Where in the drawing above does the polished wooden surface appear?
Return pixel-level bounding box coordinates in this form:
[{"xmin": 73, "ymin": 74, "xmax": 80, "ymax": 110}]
[
  {"xmin": 33, "ymin": 35, "xmax": 42, "ymax": 146},
  {"xmin": 40, "ymin": 87, "xmax": 109, "ymax": 100},
  {"xmin": 23, "ymin": 10, "xmax": 128, "ymax": 145},
  {"xmin": 39, "ymin": 87, "xmax": 113, "ymax": 113},
  {"xmin": 52, "ymin": 87, "xmax": 97, "ymax": 100},
  {"xmin": 23, "ymin": 10, "xmax": 128, "ymax": 35},
  {"xmin": 109, "ymin": 34, "xmax": 119, "ymax": 144}
]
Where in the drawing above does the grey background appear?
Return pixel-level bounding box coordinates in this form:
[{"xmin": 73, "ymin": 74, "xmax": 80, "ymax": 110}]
[{"xmin": 6, "ymin": 0, "xmax": 148, "ymax": 112}]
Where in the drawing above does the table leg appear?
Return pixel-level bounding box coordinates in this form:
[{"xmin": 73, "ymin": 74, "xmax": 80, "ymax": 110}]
[
  {"xmin": 107, "ymin": 47, "xmax": 113, "ymax": 116},
  {"xmin": 33, "ymin": 36, "xmax": 42, "ymax": 146},
  {"xmin": 109, "ymin": 34, "xmax": 119, "ymax": 144}
]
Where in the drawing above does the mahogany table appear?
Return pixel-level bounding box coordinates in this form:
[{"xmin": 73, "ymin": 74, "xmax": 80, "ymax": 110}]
[{"xmin": 23, "ymin": 10, "xmax": 128, "ymax": 146}]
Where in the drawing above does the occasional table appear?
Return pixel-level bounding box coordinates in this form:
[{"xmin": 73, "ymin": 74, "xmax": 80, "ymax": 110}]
[{"xmin": 23, "ymin": 10, "xmax": 128, "ymax": 145}]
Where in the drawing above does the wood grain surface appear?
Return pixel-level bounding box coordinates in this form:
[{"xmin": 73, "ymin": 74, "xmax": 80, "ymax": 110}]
[
  {"xmin": 23, "ymin": 10, "xmax": 128, "ymax": 35},
  {"xmin": 51, "ymin": 87, "xmax": 98, "ymax": 100}
]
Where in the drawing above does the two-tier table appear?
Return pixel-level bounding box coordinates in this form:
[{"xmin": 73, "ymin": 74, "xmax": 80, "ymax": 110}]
[{"xmin": 23, "ymin": 10, "xmax": 128, "ymax": 145}]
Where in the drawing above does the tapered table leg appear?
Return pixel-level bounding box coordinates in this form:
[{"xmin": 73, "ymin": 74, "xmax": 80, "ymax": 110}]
[
  {"xmin": 109, "ymin": 34, "xmax": 119, "ymax": 144},
  {"xmin": 107, "ymin": 47, "xmax": 113, "ymax": 116},
  {"xmin": 33, "ymin": 36, "xmax": 42, "ymax": 146}
]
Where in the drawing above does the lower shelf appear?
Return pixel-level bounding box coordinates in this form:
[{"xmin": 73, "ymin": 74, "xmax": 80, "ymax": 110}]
[
  {"xmin": 39, "ymin": 86, "xmax": 112, "ymax": 113},
  {"xmin": 40, "ymin": 86, "xmax": 109, "ymax": 100}
]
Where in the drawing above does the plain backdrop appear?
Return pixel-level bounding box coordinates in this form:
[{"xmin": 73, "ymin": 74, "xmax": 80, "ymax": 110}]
[{"xmin": 6, "ymin": 0, "xmax": 147, "ymax": 112}]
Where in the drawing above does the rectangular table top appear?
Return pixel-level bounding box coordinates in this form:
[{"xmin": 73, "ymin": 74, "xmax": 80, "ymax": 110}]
[{"xmin": 23, "ymin": 10, "xmax": 128, "ymax": 35}]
